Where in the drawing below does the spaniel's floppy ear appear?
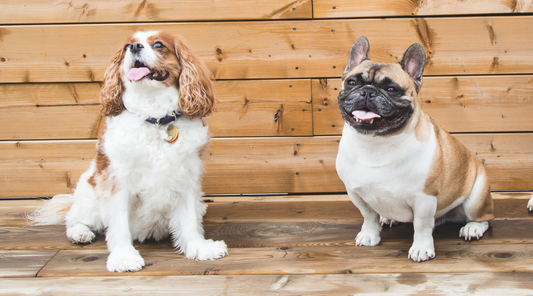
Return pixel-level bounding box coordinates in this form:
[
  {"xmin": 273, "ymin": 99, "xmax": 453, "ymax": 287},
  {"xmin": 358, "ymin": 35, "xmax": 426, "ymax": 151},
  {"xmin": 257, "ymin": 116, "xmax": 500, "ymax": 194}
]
[
  {"xmin": 99, "ymin": 46, "xmax": 125, "ymax": 117},
  {"xmin": 174, "ymin": 36, "xmax": 216, "ymax": 118}
]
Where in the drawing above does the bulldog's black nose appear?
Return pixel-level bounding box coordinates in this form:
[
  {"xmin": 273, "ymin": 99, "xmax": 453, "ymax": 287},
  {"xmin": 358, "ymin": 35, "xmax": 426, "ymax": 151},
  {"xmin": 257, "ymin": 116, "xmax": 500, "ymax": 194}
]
[
  {"xmin": 358, "ymin": 88, "xmax": 378, "ymax": 101},
  {"xmin": 130, "ymin": 42, "xmax": 144, "ymax": 54}
]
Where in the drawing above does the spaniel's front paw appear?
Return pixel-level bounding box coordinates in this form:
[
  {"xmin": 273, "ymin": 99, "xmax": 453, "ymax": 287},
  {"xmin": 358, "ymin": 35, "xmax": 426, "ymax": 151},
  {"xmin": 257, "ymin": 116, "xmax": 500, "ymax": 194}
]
[
  {"xmin": 184, "ymin": 239, "xmax": 228, "ymax": 260},
  {"xmin": 106, "ymin": 247, "xmax": 145, "ymax": 272}
]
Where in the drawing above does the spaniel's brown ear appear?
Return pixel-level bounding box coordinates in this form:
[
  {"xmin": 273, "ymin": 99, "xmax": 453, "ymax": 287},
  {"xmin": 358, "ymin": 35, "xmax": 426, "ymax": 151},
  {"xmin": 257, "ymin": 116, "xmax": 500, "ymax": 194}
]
[
  {"xmin": 100, "ymin": 46, "xmax": 125, "ymax": 117},
  {"xmin": 174, "ymin": 36, "xmax": 216, "ymax": 118}
]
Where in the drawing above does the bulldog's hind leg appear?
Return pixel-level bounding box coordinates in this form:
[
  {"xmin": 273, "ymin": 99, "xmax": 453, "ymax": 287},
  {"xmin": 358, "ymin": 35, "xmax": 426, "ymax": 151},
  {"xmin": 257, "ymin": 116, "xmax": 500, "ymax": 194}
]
[
  {"xmin": 459, "ymin": 173, "xmax": 494, "ymax": 241},
  {"xmin": 528, "ymin": 195, "xmax": 533, "ymax": 212},
  {"xmin": 380, "ymin": 215, "xmax": 400, "ymax": 228}
]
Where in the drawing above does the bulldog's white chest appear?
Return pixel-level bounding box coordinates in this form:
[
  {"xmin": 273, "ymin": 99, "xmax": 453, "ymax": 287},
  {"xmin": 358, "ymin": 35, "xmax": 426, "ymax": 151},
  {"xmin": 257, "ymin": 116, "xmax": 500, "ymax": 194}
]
[{"xmin": 336, "ymin": 123, "xmax": 436, "ymax": 222}]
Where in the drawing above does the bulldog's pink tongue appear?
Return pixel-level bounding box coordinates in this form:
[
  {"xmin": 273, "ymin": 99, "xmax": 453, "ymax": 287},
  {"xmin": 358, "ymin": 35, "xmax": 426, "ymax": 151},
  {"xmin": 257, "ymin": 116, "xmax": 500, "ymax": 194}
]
[
  {"xmin": 352, "ymin": 110, "xmax": 381, "ymax": 121},
  {"xmin": 127, "ymin": 67, "xmax": 151, "ymax": 81}
]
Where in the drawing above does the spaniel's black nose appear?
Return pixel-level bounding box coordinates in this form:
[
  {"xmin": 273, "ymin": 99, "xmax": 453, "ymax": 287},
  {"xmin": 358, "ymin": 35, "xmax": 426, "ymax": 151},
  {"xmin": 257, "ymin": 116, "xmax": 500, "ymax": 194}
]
[{"xmin": 130, "ymin": 42, "xmax": 144, "ymax": 54}]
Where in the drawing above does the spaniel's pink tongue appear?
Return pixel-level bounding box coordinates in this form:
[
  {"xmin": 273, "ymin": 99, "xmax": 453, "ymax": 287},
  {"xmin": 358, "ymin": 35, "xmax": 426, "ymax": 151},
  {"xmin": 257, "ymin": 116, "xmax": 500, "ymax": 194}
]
[
  {"xmin": 352, "ymin": 110, "xmax": 381, "ymax": 121},
  {"xmin": 127, "ymin": 67, "xmax": 151, "ymax": 81}
]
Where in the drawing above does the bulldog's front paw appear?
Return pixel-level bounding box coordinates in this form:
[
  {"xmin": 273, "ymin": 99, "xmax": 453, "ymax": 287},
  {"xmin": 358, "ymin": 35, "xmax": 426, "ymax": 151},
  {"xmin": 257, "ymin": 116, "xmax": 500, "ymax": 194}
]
[
  {"xmin": 459, "ymin": 221, "xmax": 489, "ymax": 241},
  {"xmin": 408, "ymin": 243, "xmax": 435, "ymax": 262},
  {"xmin": 380, "ymin": 216, "xmax": 399, "ymax": 228},
  {"xmin": 355, "ymin": 231, "xmax": 381, "ymax": 246},
  {"xmin": 106, "ymin": 248, "xmax": 145, "ymax": 273},
  {"xmin": 184, "ymin": 239, "xmax": 228, "ymax": 260},
  {"xmin": 528, "ymin": 196, "xmax": 533, "ymax": 212}
]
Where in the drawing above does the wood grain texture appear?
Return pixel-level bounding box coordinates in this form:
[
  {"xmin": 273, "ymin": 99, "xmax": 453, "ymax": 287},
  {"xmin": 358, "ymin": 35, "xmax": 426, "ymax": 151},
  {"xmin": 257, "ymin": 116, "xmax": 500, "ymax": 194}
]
[
  {"xmin": 314, "ymin": 0, "xmax": 533, "ymax": 18},
  {"xmin": 0, "ymin": 80, "xmax": 311, "ymax": 140},
  {"xmin": 0, "ymin": 83, "xmax": 100, "ymax": 107},
  {"xmin": 312, "ymin": 75, "xmax": 533, "ymax": 135},
  {"xmin": 3, "ymin": 219, "xmax": 533, "ymax": 251},
  {"xmin": 0, "ymin": 250, "xmax": 57, "ymax": 278},
  {"xmin": 1, "ymin": 134, "xmax": 532, "ymax": 197},
  {"xmin": 0, "ymin": 105, "xmax": 104, "ymax": 140},
  {"xmin": 2, "ymin": 273, "xmax": 533, "ymax": 295},
  {"xmin": 37, "ymin": 244, "xmax": 533, "ymax": 276},
  {"xmin": 211, "ymin": 79, "xmax": 312, "ymax": 137},
  {"xmin": 4, "ymin": 192, "xmax": 529, "ymax": 226},
  {"xmin": 2, "ymin": 17, "xmax": 533, "ymax": 82},
  {"xmin": 0, "ymin": 0, "xmax": 312, "ymax": 24},
  {"xmin": 2, "ymin": 197, "xmax": 532, "ymax": 250}
]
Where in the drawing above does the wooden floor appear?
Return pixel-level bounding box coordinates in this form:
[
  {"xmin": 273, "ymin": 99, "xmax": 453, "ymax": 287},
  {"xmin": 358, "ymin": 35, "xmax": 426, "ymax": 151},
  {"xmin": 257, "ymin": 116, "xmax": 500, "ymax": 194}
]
[{"xmin": 0, "ymin": 192, "xmax": 532, "ymax": 295}]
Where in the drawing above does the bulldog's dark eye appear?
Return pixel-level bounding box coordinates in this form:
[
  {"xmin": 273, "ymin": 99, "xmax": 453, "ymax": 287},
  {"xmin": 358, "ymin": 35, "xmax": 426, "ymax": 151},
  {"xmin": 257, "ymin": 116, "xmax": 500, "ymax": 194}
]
[
  {"xmin": 153, "ymin": 42, "xmax": 164, "ymax": 49},
  {"xmin": 387, "ymin": 87, "xmax": 398, "ymax": 93},
  {"xmin": 347, "ymin": 80, "xmax": 357, "ymax": 86}
]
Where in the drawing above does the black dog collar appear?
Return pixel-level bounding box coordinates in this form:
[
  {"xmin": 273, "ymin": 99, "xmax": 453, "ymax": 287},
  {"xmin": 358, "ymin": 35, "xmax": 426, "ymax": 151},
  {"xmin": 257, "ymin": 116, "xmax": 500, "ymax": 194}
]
[{"xmin": 146, "ymin": 111, "xmax": 181, "ymax": 126}]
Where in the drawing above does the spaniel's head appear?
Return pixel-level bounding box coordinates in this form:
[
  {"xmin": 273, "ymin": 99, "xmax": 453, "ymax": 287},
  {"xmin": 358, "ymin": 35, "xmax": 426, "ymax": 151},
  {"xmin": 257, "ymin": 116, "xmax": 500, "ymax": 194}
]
[{"xmin": 100, "ymin": 31, "xmax": 216, "ymax": 118}]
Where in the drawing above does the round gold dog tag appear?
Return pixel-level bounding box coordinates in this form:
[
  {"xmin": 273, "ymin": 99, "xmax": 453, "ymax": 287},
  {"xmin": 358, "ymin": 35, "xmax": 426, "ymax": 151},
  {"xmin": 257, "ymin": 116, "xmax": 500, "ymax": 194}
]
[{"xmin": 166, "ymin": 126, "xmax": 179, "ymax": 144}]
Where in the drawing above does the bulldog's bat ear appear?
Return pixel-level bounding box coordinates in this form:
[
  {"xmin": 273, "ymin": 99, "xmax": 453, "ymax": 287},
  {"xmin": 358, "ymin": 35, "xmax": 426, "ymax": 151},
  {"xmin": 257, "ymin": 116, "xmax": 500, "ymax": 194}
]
[
  {"xmin": 343, "ymin": 36, "xmax": 370, "ymax": 77},
  {"xmin": 399, "ymin": 43, "xmax": 426, "ymax": 90}
]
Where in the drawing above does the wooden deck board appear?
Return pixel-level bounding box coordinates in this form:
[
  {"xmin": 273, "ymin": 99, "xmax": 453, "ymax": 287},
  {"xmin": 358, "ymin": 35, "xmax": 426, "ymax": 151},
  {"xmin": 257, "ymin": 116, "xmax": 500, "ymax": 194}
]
[
  {"xmin": 1, "ymin": 195, "xmax": 532, "ymax": 287},
  {"xmin": 0, "ymin": 250, "xmax": 57, "ymax": 278},
  {"xmin": 3, "ymin": 194, "xmax": 531, "ymax": 226},
  {"xmin": 2, "ymin": 273, "xmax": 532, "ymax": 295},
  {"xmin": 2, "ymin": 197, "xmax": 532, "ymax": 251},
  {"xmin": 37, "ymin": 244, "xmax": 533, "ymax": 277},
  {"xmin": 2, "ymin": 219, "xmax": 533, "ymax": 251}
]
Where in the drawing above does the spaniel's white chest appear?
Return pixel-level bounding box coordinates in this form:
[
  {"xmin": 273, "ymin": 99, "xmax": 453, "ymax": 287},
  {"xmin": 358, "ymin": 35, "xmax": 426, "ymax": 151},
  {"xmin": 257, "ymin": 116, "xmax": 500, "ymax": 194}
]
[{"xmin": 101, "ymin": 113, "xmax": 209, "ymax": 191}]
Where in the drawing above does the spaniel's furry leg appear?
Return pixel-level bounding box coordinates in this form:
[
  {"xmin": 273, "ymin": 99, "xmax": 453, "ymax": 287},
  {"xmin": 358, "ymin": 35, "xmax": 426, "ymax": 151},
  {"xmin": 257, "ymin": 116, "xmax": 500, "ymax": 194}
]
[
  {"xmin": 170, "ymin": 193, "xmax": 227, "ymax": 261},
  {"xmin": 102, "ymin": 188, "xmax": 145, "ymax": 272}
]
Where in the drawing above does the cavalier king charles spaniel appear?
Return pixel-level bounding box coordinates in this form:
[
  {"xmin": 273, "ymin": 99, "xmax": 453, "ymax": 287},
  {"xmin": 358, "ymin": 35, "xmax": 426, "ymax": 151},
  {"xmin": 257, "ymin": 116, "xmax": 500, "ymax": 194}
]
[{"xmin": 29, "ymin": 31, "xmax": 227, "ymax": 272}]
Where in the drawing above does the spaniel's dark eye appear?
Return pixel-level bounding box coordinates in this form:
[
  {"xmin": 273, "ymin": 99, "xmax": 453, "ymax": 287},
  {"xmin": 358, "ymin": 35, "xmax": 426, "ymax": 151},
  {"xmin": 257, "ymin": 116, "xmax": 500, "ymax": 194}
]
[
  {"xmin": 347, "ymin": 80, "xmax": 357, "ymax": 86},
  {"xmin": 153, "ymin": 42, "xmax": 164, "ymax": 49},
  {"xmin": 387, "ymin": 87, "xmax": 398, "ymax": 93}
]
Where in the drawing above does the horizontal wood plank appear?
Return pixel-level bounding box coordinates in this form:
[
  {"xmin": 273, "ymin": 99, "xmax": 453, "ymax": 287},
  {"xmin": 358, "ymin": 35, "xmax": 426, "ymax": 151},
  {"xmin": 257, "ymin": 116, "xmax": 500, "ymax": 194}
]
[
  {"xmin": 2, "ymin": 197, "xmax": 532, "ymax": 250},
  {"xmin": 2, "ymin": 273, "xmax": 532, "ymax": 295},
  {"xmin": 0, "ymin": 0, "xmax": 312, "ymax": 24},
  {"xmin": 37, "ymin": 244, "xmax": 533, "ymax": 276},
  {"xmin": 0, "ymin": 250, "xmax": 57, "ymax": 278},
  {"xmin": 1, "ymin": 134, "xmax": 532, "ymax": 197},
  {"xmin": 314, "ymin": 0, "xmax": 533, "ymax": 18},
  {"xmin": 0, "ymin": 80, "xmax": 312, "ymax": 140},
  {"xmin": 3, "ymin": 219, "xmax": 533, "ymax": 251},
  {"xmin": 3, "ymin": 193, "xmax": 529, "ymax": 226},
  {"xmin": 2, "ymin": 17, "xmax": 533, "ymax": 82},
  {"xmin": 312, "ymin": 75, "xmax": 533, "ymax": 135}
]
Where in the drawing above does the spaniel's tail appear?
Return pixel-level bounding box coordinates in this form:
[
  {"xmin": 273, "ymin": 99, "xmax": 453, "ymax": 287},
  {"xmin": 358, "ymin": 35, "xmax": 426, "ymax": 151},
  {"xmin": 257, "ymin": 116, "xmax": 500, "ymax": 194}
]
[{"xmin": 26, "ymin": 194, "xmax": 74, "ymax": 225}]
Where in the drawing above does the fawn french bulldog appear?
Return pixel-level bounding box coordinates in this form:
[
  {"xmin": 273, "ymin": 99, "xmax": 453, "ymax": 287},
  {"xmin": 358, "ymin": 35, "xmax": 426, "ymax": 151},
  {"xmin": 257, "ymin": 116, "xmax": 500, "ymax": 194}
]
[{"xmin": 336, "ymin": 36, "xmax": 494, "ymax": 262}]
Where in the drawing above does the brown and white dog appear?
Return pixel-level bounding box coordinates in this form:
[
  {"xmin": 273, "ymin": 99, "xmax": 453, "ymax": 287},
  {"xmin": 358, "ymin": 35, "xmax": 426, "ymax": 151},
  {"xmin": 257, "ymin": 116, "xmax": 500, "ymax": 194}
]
[
  {"xmin": 29, "ymin": 31, "xmax": 227, "ymax": 272},
  {"xmin": 336, "ymin": 36, "xmax": 494, "ymax": 262}
]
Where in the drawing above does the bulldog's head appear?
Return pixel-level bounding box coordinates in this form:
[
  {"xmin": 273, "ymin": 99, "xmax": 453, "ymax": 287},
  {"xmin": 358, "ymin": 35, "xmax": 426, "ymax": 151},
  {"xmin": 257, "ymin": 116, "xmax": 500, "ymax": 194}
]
[{"xmin": 338, "ymin": 36, "xmax": 426, "ymax": 136}]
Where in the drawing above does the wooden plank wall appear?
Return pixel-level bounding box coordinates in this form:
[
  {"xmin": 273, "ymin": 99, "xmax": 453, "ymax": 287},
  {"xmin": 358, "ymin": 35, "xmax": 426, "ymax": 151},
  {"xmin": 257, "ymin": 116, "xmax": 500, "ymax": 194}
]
[{"xmin": 1, "ymin": 0, "xmax": 533, "ymax": 197}]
